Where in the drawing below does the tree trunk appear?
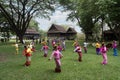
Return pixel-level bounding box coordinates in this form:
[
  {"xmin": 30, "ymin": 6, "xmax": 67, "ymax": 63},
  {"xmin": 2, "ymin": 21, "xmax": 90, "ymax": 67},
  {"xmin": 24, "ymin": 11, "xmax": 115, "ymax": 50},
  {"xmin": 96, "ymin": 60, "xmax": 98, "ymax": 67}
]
[
  {"xmin": 85, "ymin": 33, "xmax": 88, "ymax": 42},
  {"xmin": 17, "ymin": 33, "xmax": 24, "ymax": 44}
]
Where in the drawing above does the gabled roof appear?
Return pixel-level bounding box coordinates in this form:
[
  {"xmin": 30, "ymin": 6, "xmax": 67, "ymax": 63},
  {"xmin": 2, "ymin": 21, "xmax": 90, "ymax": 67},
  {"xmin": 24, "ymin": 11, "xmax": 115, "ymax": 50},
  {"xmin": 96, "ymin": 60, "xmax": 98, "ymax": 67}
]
[
  {"xmin": 47, "ymin": 24, "xmax": 66, "ymax": 33},
  {"xmin": 25, "ymin": 28, "xmax": 39, "ymax": 34},
  {"xmin": 66, "ymin": 27, "xmax": 77, "ymax": 34}
]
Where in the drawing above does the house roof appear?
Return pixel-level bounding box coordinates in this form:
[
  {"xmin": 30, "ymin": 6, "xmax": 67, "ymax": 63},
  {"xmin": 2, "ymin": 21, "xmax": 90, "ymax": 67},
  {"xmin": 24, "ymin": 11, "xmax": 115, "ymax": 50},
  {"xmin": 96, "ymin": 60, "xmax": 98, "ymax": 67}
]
[
  {"xmin": 66, "ymin": 27, "xmax": 77, "ymax": 34},
  {"xmin": 25, "ymin": 28, "xmax": 39, "ymax": 35},
  {"xmin": 47, "ymin": 24, "xmax": 66, "ymax": 33}
]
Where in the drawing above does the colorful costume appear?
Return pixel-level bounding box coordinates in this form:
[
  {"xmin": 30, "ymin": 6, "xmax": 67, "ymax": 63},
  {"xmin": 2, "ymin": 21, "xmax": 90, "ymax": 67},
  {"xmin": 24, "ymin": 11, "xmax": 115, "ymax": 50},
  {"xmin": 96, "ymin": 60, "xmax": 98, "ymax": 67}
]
[
  {"xmin": 49, "ymin": 49, "xmax": 63, "ymax": 73},
  {"xmin": 112, "ymin": 41, "xmax": 118, "ymax": 56},
  {"xmin": 52, "ymin": 40, "xmax": 56, "ymax": 47},
  {"xmin": 100, "ymin": 44, "xmax": 107, "ymax": 65},
  {"xmin": 74, "ymin": 45, "xmax": 82, "ymax": 62},
  {"xmin": 72, "ymin": 41, "xmax": 78, "ymax": 48},
  {"xmin": 41, "ymin": 45, "xmax": 49, "ymax": 57},
  {"xmin": 57, "ymin": 44, "xmax": 63, "ymax": 53},
  {"xmin": 83, "ymin": 42, "xmax": 88, "ymax": 53},
  {"xmin": 41, "ymin": 41, "xmax": 47, "ymax": 46},
  {"xmin": 95, "ymin": 42, "xmax": 101, "ymax": 55},
  {"xmin": 29, "ymin": 44, "xmax": 35, "ymax": 52},
  {"xmin": 61, "ymin": 40, "xmax": 66, "ymax": 51},
  {"xmin": 23, "ymin": 46, "xmax": 32, "ymax": 66}
]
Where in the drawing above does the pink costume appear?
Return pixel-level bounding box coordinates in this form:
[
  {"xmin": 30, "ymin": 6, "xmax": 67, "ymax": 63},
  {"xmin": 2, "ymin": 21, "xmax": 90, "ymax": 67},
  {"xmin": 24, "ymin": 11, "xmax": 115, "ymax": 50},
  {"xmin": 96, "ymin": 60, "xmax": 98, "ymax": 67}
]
[
  {"xmin": 52, "ymin": 40, "xmax": 56, "ymax": 47},
  {"xmin": 100, "ymin": 45, "xmax": 107, "ymax": 65},
  {"xmin": 50, "ymin": 50, "xmax": 63, "ymax": 72},
  {"xmin": 57, "ymin": 45, "xmax": 62, "ymax": 52},
  {"xmin": 41, "ymin": 45, "xmax": 49, "ymax": 57},
  {"xmin": 74, "ymin": 45, "xmax": 82, "ymax": 62}
]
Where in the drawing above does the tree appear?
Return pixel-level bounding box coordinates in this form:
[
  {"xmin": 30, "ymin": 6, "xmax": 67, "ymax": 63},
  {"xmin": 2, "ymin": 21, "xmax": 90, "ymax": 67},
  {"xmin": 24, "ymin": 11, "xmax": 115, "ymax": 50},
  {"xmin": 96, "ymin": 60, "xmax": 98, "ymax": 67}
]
[
  {"xmin": 0, "ymin": 12, "xmax": 11, "ymax": 42},
  {"xmin": 59, "ymin": 0, "xmax": 101, "ymax": 41},
  {"xmin": 0, "ymin": 0, "xmax": 56, "ymax": 43},
  {"xmin": 29, "ymin": 19, "xmax": 39, "ymax": 31},
  {"xmin": 96, "ymin": 0, "xmax": 120, "ymax": 44}
]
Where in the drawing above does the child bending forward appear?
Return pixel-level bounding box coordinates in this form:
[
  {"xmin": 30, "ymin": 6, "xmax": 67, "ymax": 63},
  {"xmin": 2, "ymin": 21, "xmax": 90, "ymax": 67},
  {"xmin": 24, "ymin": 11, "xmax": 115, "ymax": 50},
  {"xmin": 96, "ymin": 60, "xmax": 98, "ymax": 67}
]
[
  {"xmin": 49, "ymin": 46, "xmax": 63, "ymax": 73},
  {"xmin": 74, "ymin": 44, "xmax": 82, "ymax": 62}
]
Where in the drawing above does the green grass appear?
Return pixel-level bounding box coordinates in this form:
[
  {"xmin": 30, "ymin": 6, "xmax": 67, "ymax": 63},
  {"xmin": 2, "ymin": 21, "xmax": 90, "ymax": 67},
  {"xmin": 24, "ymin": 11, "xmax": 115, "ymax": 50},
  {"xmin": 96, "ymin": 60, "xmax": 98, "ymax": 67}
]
[{"xmin": 0, "ymin": 41, "xmax": 120, "ymax": 80}]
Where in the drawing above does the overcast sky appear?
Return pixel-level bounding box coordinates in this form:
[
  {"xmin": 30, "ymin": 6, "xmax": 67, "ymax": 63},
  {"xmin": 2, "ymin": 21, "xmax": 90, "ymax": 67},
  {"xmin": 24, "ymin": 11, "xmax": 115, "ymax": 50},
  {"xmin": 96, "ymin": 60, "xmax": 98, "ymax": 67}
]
[{"xmin": 36, "ymin": 10, "xmax": 82, "ymax": 33}]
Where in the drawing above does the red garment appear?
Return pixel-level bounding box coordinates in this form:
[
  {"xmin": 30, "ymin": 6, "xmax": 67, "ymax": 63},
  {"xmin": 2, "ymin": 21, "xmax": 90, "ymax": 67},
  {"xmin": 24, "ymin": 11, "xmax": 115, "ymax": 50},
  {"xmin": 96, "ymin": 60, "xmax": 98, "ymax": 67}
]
[{"xmin": 23, "ymin": 49, "xmax": 31, "ymax": 57}]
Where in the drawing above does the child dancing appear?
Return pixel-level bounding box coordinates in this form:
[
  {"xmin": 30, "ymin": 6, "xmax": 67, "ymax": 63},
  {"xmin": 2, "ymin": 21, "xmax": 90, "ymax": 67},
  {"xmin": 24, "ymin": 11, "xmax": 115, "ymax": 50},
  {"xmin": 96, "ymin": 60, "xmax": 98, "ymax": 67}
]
[
  {"xmin": 95, "ymin": 41, "xmax": 101, "ymax": 55},
  {"xmin": 41, "ymin": 44, "xmax": 49, "ymax": 57},
  {"xmin": 23, "ymin": 45, "xmax": 32, "ymax": 66},
  {"xmin": 112, "ymin": 40, "xmax": 118, "ymax": 56},
  {"xmin": 49, "ymin": 46, "xmax": 63, "ymax": 73},
  {"xmin": 83, "ymin": 41, "xmax": 88, "ymax": 53},
  {"xmin": 74, "ymin": 44, "xmax": 82, "ymax": 62},
  {"xmin": 100, "ymin": 43, "xmax": 108, "ymax": 65}
]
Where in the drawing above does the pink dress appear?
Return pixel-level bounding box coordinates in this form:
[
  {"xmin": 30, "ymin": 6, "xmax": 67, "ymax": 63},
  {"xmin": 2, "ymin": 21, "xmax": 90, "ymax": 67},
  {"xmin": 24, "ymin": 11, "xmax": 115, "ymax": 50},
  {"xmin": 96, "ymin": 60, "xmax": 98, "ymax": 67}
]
[
  {"xmin": 100, "ymin": 46, "xmax": 107, "ymax": 65},
  {"xmin": 50, "ymin": 50, "xmax": 62, "ymax": 66},
  {"xmin": 57, "ymin": 45, "xmax": 62, "ymax": 52},
  {"xmin": 74, "ymin": 46, "xmax": 82, "ymax": 61}
]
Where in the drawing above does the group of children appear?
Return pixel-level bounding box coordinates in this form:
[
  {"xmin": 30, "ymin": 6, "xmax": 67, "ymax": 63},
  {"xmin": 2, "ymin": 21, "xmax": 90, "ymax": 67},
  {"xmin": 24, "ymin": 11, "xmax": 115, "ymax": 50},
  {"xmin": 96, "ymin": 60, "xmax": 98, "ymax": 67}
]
[
  {"xmin": 19, "ymin": 39, "xmax": 118, "ymax": 73},
  {"xmin": 40, "ymin": 39, "xmax": 64, "ymax": 73},
  {"xmin": 72, "ymin": 40, "xmax": 118, "ymax": 65},
  {"xmin": 95, "ymin": 40, "xmax": 118, "ymax": 65}
]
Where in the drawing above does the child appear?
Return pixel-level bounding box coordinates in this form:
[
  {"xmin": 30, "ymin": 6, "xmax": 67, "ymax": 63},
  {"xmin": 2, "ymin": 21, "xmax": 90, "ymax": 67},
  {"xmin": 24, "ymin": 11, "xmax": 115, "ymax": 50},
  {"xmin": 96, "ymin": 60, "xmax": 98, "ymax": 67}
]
[
  {"xmin": 23, "ymin": 45, "xmax": 32, "ymax": 66},
  {"xmin": 41, "ymin": 39, "xmax": 47, "ymax": 46},
  {"xmin": 74, "ymin": 44, "xmax": 82, "ymax": 62},
  {"xmin": 83, "ymin": 41, "xmax": 88, "ymax": 53},
  {"xmin": 49, "ymin": 46, "xmax": 63, "ymax": 73},
  {"xmin": 52, "ymin": 39, "xmax": 56, "ymax": 47},
  {"xmin": 61, "ymin": 39, "xmax": 66, "ymax": 51},
  {"xmin": 112, "ymin": 40, "xmax": 118, "ymax": 56},
  {"xmin": 100, "ymin": 43, "xmax": 108, "ymax": 65},
  {"xmin": 41, "ymin": 44, "xmax": 49, "ymax": 57},
  {"xmin": 95, "ymin": 41, "xmax": 101, "ymax": 55}
]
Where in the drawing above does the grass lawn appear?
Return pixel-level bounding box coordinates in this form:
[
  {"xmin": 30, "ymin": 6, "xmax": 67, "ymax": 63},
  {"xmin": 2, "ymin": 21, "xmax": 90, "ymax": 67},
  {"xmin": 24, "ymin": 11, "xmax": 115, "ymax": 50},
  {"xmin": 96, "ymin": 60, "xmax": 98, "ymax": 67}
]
[{"xmin": 0, "ymin": 41, "xmax": 120, "ymax": 80}]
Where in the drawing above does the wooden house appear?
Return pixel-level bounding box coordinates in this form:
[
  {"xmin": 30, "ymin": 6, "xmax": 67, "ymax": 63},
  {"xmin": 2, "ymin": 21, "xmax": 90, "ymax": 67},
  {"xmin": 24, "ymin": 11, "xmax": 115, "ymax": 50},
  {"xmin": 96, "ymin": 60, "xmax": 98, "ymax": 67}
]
[
  {"xmin": 24, "ymin": 28, "xmax": 40, "ymax": 40},
  {"xmin": 66, "ymin": 27, "xmax": 77, "ymax": 40},
  {"xmin": 47, "ymin": 24, "xmax": 77, "ymax": 40},
  {"xmin": 47, "ymin": 24, "xmax": 66, "ymax": 39}
]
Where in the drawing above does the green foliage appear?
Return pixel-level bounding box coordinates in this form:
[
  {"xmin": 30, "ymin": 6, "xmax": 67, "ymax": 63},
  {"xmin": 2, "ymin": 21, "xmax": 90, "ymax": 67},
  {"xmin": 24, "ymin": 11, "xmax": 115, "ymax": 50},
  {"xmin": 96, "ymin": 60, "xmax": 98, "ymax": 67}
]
[
  {"xmin": 0, "ymin": 0, "xmax": 57, "ymax": 43},
  {"xmin": 29, "ymin": 19, "xmax": 39, "ymax": 31},
  {"xmin": 0, "ymin": 41, "xmax": 120, "ymax": 80}
]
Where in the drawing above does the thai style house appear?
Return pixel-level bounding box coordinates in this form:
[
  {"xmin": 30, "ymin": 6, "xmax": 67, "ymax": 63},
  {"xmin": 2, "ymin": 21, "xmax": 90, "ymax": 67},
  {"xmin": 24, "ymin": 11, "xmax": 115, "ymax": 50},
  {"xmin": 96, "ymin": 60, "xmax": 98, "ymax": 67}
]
[
  {"xmin": 24, "ymin": 28, "xmax": 40, "ymax": 40},
  {"xmin": 47, "ymin": 24, "xmax": 77, "ymax": 40},
  {"xmin": 66, "ymin": 27, "xmax": 77, "ymax": 40}
]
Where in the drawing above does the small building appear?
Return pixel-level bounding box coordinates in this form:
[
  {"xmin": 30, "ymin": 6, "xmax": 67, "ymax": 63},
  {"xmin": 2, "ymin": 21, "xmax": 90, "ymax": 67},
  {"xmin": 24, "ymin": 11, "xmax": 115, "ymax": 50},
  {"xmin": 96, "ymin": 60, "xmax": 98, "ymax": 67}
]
[
  {"xmin": 66, "ymin": 27, "xmax": 77, "ymax": 40},
  {"xmin": 103, "ymin": 30, "xmax": 117, "ymax": 41},
  {"xmin": 24, "ymin": 28, "xmax": 40, "ymax": 40},
  {"xmin": 47, "ymin": 24, "xmax": 77, "ymax": 40},
  {"xmin": 47, "ymin": 24, "xmax": 66, "ymax": 39}
]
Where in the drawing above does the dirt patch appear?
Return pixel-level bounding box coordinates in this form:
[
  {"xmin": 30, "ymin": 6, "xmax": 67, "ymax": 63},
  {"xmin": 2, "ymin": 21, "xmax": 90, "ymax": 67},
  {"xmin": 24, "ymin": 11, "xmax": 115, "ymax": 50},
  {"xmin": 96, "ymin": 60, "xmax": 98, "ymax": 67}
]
[{"xmin": 0, "ymin": 54, "xmax": 7, "ymax": 62}]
